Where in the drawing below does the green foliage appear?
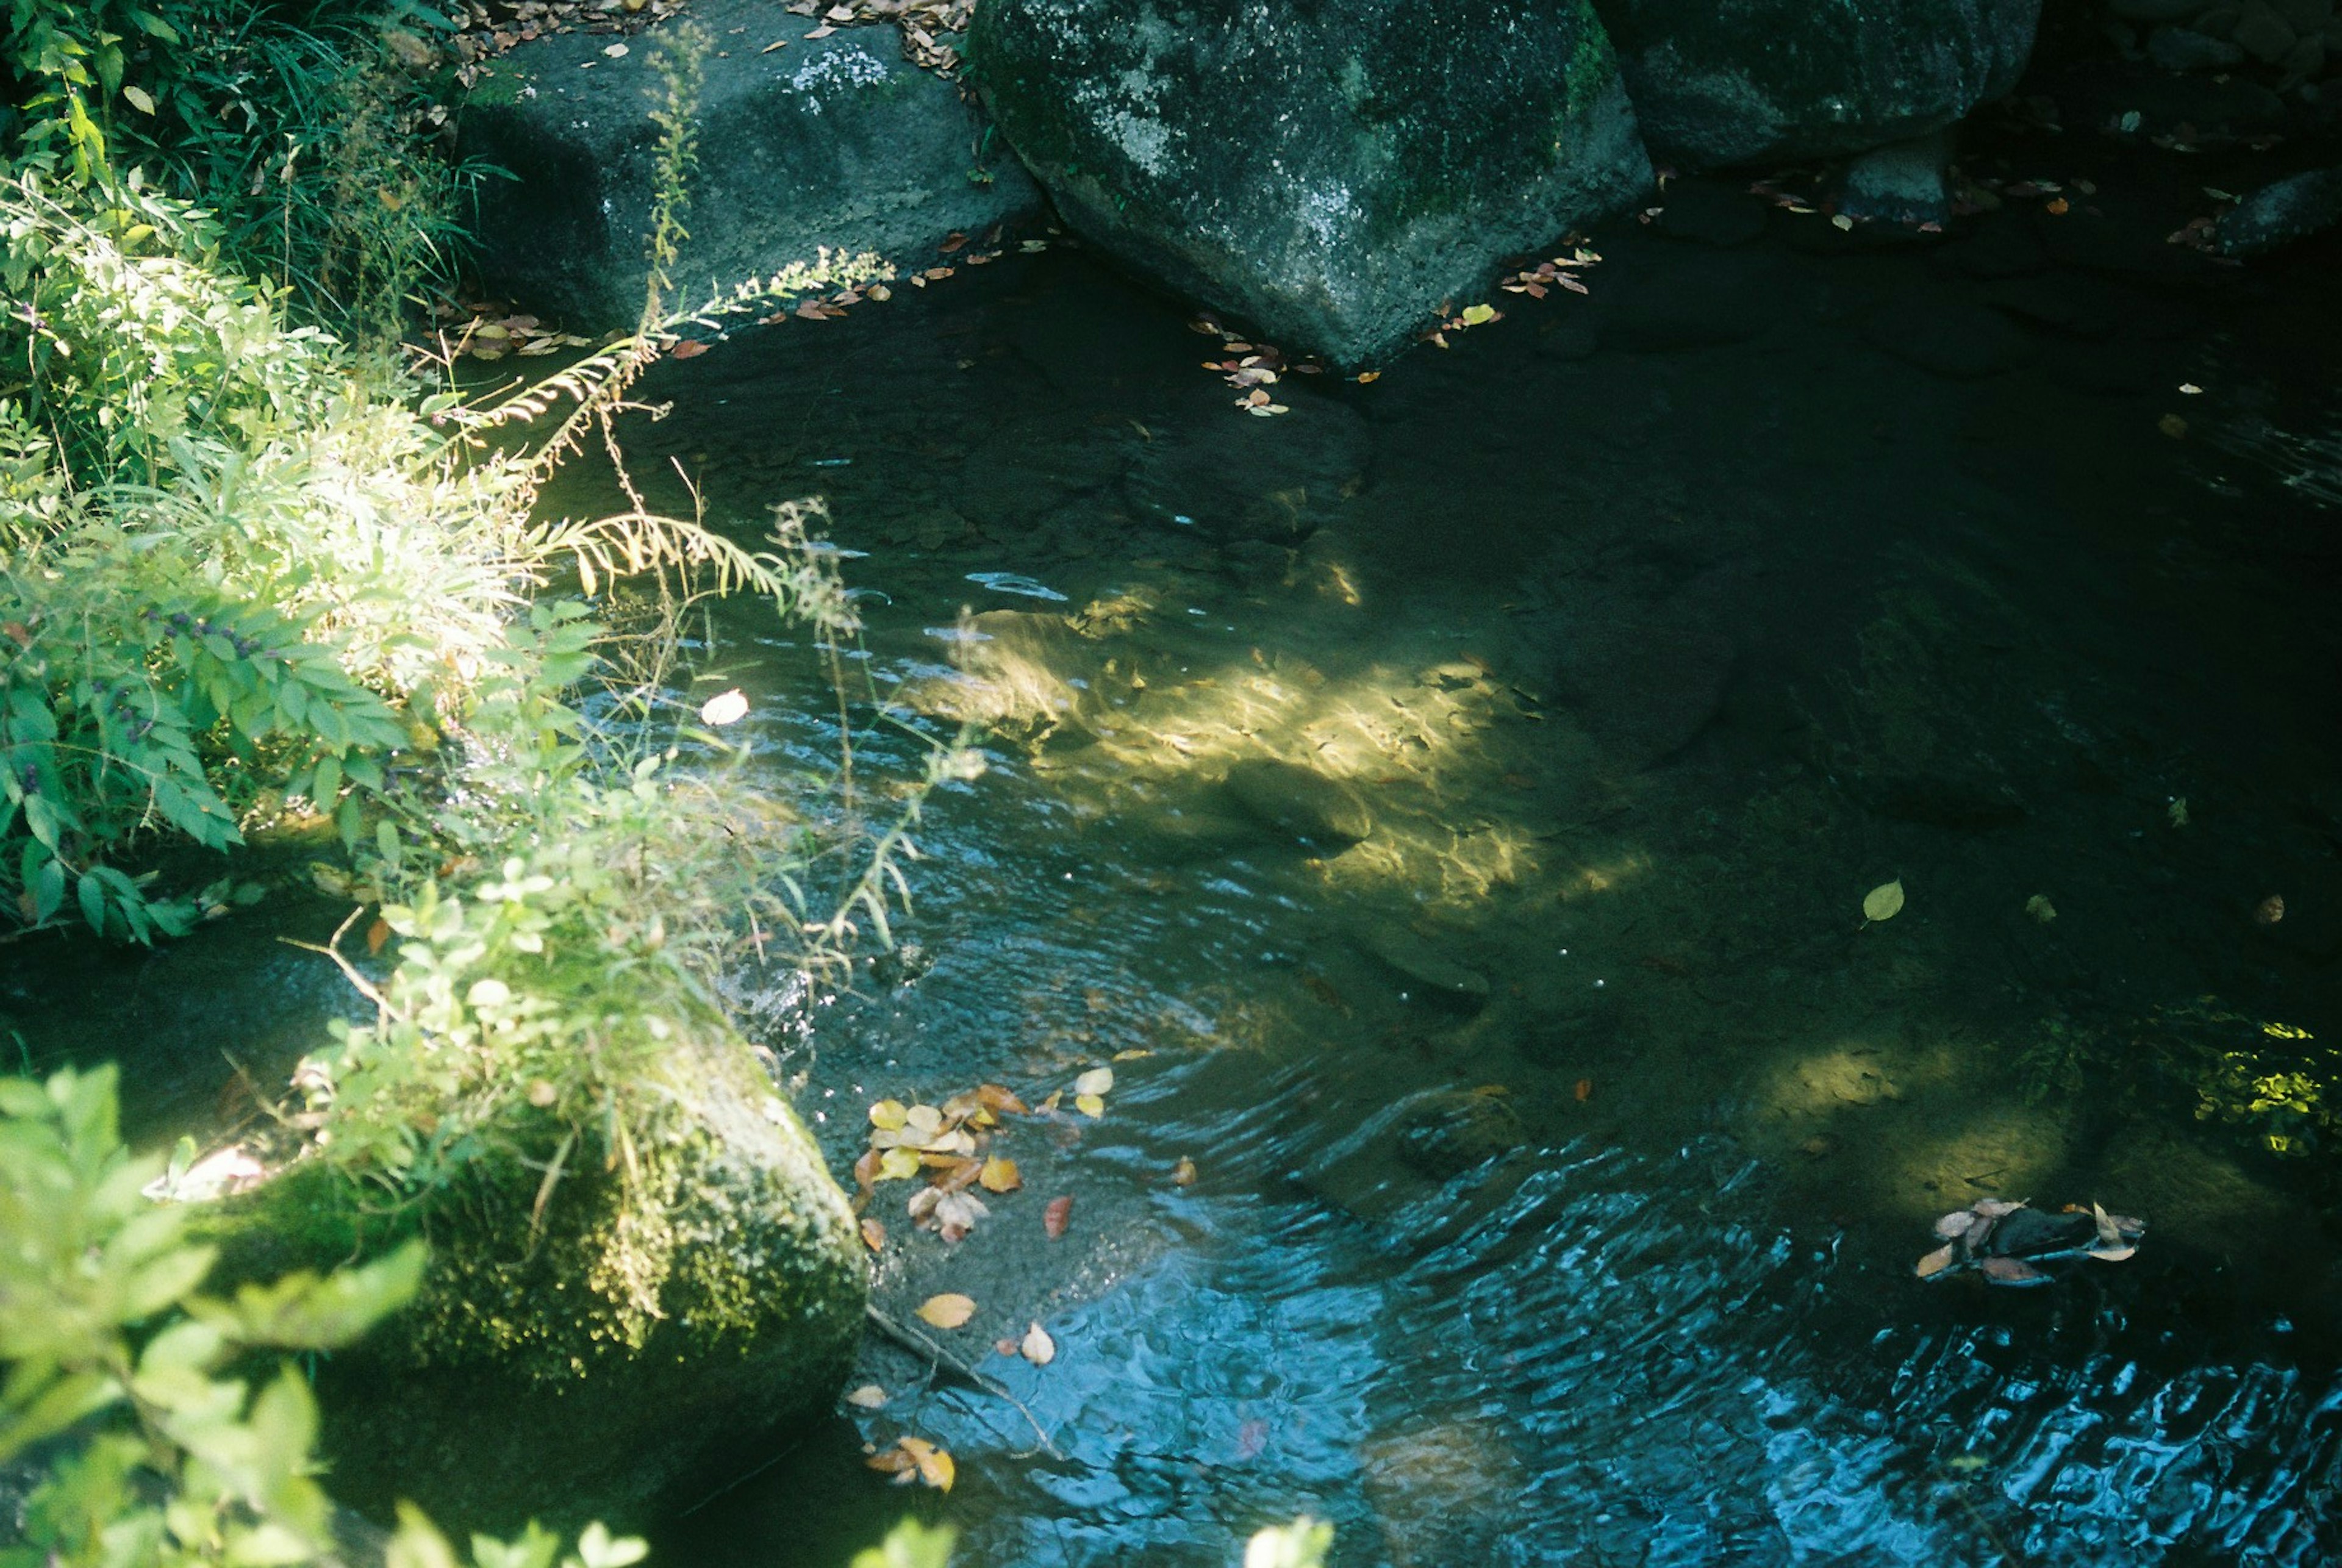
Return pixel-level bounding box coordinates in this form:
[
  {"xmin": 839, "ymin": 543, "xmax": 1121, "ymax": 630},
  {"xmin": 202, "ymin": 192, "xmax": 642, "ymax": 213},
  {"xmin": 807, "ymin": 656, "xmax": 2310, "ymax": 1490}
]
[
  {"xmin": 0, "ymin": 1062, "xmax": 645, "ymax": 1568},
  {"xmin": 848, "ymin": 1521, "xmax": 956, "ymax": 1568},
  {"xmin": 0, "ymin": 174, "xmax": 529, "ymax": 939},
  {"xmin": 3, "ymin": 1, "xmax": 479, "ymax": 342},
  {"xmin": 2191, "ymin": 1018, "xmax": 2340, "ymax": 1158}
]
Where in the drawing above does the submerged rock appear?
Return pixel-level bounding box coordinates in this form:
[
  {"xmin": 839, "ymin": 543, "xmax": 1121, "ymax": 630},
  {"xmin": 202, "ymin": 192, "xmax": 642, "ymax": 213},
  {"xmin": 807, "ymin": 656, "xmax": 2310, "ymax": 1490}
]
[
  {"xmin": 458, "ymin": 1, "xmax": 1036, "ymax": 328},
  {"xmin": 1223, "ymin": 758, "xmax": 1374, "ymax": 847},
  {"xmin": 1361, "ymin": 925, "xmax": 1492, "ymax": 1006},
  {"xmin": 1591, "ymin": 0, "xmax": 2043, "ymax": 168},
  {"xmin": 1916, "ymin": 1198, "xmax": 2144, "ymax": 1286},
  {"xmin": 966, "ymin": 0, "xmax": 1650, "ymax": 367},
  {"xmin": 209, "ymin": 1031, "xmax": 865, "ymax": 1533},
  {"xmin": 2219, "ymin": 167, "xmax": 2342, "ymax": 257}
]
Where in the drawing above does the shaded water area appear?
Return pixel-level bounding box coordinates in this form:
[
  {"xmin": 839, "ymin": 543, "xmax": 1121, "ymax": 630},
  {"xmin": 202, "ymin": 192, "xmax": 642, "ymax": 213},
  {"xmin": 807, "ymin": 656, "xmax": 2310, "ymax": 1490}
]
[{"xmin": 15, "ymin": 151, "xmax": 2342, "ymax": 1563}]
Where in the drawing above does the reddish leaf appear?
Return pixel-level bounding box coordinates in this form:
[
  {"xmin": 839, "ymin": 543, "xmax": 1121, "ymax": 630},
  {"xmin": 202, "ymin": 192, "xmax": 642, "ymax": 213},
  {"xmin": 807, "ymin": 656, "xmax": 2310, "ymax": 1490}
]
[
  {"xmin": 669, "ymin": 339, "xmax": 708, "ymax": 359},
  {"xmin": 1043, "ymin": 1195, "xmax": 1072, "ymax": 1240}
]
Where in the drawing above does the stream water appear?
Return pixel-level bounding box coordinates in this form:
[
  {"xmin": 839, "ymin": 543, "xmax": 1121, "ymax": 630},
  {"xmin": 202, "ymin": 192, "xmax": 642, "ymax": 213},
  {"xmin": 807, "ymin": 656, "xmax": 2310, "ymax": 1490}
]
[{"xmin": 10, "ymin": 149, "xmax": 2342, "ymax": 1566}]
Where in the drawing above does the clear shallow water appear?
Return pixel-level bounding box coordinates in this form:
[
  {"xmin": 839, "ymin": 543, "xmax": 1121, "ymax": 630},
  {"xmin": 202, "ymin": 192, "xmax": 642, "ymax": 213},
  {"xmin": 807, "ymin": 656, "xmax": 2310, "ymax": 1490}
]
[
  {"xmin": 620, "ymin": 163, "xmax": 2342, "ymax": 1566},
  {"xmin": 12, "ymin": 154, "xmax": 2342, "ymax": 1566}
]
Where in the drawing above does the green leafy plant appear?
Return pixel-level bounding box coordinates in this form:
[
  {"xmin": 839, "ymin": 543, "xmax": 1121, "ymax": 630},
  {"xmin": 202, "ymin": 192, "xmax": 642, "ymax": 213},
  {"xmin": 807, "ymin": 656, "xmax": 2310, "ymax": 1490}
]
[{"xmin": 0, "ymin": 1061, "xmax": 645, "ymax": 1568}]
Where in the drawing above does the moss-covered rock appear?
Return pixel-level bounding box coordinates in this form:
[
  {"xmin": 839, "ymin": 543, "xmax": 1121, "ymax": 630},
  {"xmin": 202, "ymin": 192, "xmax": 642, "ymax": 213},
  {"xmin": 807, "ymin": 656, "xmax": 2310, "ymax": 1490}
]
[
  {"xmin": 965, "ymin": 0, "xmax": 1650, "ymax": 368},
  {"xmin": 207, "ymin": 1030, "xmax": 864, "ymax": 1535},
  {"xmin": 1589, "ymin": 0, "xmax": 2043, "ymax": 167},
  {"xmin": 457, "ymin": 0, "xmax": 1037, "ymax": 328}
]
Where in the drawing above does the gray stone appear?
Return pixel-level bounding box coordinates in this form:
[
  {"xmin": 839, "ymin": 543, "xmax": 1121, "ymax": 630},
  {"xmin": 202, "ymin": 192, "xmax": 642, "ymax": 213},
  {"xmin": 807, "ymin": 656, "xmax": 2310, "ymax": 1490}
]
[
  {"xmin": 458, "ymin": 3, "xmax": 1037, "ymax": 329},
  {"xmin": 2234, "ymin": 0, "xmax": 2300, "ymax": 60},
  {"xmin": 2149, "ymin": 24, "xmax": 2249, "ymax": 69},
  {"xmin": 965, "ymin": 0, "xmax": 1651, "ymax": 368},
  {"xmin": 2219, "ymin": 166, "xmax": 2342, "ymax": 254},
  {"xmin": 1223, "ymin": 758, "xmax": 1373, "ymax": 847},
  {"xmin": 1835, "ymin": 127, "xmax": 1955, "ymax": 225},
  {"xmin": 1591, "ymin": 0, "xmax": 2043, "ymax": 166}
]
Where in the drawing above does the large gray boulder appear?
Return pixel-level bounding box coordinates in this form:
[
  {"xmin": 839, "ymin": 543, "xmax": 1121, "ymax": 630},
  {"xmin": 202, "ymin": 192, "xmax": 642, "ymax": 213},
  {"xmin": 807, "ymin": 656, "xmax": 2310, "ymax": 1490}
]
[
  {"xmin": 457, "ymin": 3, "xmax": 1037, "ymax": 328},
  {"xmin": 965, "ymin": 0, "xmax": 1650, "ymax": 368},
  {"xmin": 1590, "ymin": 0, "xmax": 2043, "ymax": 167}
]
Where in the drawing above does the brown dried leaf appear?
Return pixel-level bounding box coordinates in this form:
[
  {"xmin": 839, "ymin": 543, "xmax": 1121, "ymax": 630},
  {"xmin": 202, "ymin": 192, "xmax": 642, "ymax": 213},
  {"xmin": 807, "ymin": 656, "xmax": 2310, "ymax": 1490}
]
[
  {"xmin": 977, "ymin": 1083, "xmax": 1028, "ymax": 1114},
  {"xmin": 1043, "ymin": 1195, "xmax": 1072, "ymax": 1239},
  {"xmin": 1980, "ymin": 1256, "xmax": 2050, "ymax": 1286},
  {"xmin": 859, "ymin": 1217, "xmax": 886, "ymax": 1251},
  {"xmin": 1914, "ymin": 1244, "xmax": 1957, "ymax": 1279}
]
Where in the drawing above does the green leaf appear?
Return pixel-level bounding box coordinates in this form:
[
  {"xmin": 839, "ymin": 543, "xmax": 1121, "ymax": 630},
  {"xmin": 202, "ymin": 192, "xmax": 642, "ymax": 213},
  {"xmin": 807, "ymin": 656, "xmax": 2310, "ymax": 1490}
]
[
  {"xmin": 76, "ymin": 870, "xmax": 107, "ymax": 935},
  {"xmin": 848, "ymin": 1520, "xmax": 956, "ymax": 1568}
]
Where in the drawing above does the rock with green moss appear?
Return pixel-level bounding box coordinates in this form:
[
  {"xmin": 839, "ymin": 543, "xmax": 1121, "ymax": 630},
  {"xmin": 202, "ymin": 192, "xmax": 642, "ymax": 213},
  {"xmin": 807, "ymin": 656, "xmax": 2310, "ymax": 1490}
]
[
  {"xmin": 207, "ymin": 1031, "xmax": 865, "ymax": 1535},
  {"xmin": 458, "ymin": 0, "xmax": 1037, "ymax": 328},
  {"xmin": 1588, "ymin": 0, "xmax": 2041, "ymax": 168},
  {"xmin": 965, "ymin": 0, "xmax": 1650, "ymax": 368}
]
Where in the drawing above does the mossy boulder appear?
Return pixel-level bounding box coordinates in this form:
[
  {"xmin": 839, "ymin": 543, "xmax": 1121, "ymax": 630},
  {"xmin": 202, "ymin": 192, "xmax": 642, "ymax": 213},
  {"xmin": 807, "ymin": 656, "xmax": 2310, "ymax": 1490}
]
[
  {"xmin": 1589, "ymin": 0, "xmax": 2042, "ymax": 167},
  {"xmin": 207, "ymin": 1030, "xmax": 865, "ymax": 1535},
  {"xmin": 457, "ymin": 0, "xmax": 1037, "ymax": 328},
  {"xmin": 965, "ymin": 0, "xmax": 1650, "ymax": 368}
]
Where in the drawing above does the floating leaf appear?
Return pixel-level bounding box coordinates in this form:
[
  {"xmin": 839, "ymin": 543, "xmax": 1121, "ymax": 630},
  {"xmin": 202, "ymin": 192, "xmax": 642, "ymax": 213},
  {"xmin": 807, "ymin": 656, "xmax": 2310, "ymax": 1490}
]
[
  {"xmin": 2024, "ymin": 895, "xmax": 2057, "ymax": 924},
  {"xmin": 2158, "ymin": 413, "xmax": 2188, "ymax": 439},
  {"xmin": 2254, "ymin": 895, "xmax": 2285, "ymax": 926},
  {"xmin": 876, "ymin": 1147, "xmax": 922, "ymax": 1183},
  {"xmin": 2086, "ymin": 1244, "xmax": 2137, "ymax": 1263},
  {"xmin": 1980, "ymin": 1256, "xmax": 2050, "ymax": 1286},
  {"xmin": 1075, "ymin": 1067, "xmax": 1114, "ymax": 1097},
  {"xmin": 868, "ymin": 1100, "xmax": 909, "ymax": 1131},
  {"xmin": 900, "ymin": 1437, "xmax": 954, "ymax": 1492},
  {"xmin": 845, "ymin": 1384, "xmax": 887, "ymax": 1409},
  {"xmin": 2168, "ymin": 798, "xmax": 2189, "ymax": 828},
  {"xmin": 1043, "ymin": 1195, "xmax": 1072, "ymax": 1239},
  {"xmin": 977, "ymin": 1083, "xmax": 1028, "ymax": 1114},
  {"xmin": 915, "ymin": 1294, "xmax": 975, "ymax": 1330},
  {"xmin": 1572, "ymin": 1078, "xmax": 1593, "ymax": 1103},
  {"xmin": 978, "ymin": 1156, "xmax": 1021, "ymax": 1194},
  {"xmin": 1020, "ymin": 1322, "xmax": 1055, "ymax": 1366},
  {"xmin": 1459, "ymin": 303, "xmax": 1497, "ymax": 326},
  {"xmin": 1862, "ymin": 879, "xmax": 1905, "ymax": 923},
  {"xmin": 1914, "ymin": 1244, "xmax": 1957, "ymax": 1279},
  {"xmin": 698, "ymin": 688, "xmax": 749, "ymax": 725},
  {"xmin": 670, "ymin": 339, "xmax": 709, "ymax": 360},
  {"xmin": 601, "ymin": 42, "xmax": 629, "ymax": 57},
  {"xmin": 1932, "ymin": 1210, "xmax": 1978, "ymax": 1240},
  {"xmin": 1073, "ymin": 1093, "xmax": 1106, "ymax": 1119},
  {"xmin": 1172, "ymin": 1156, "xmax": 1197, "ymax": 1186},
  {"xmin": 859, "ymin": 1217, "xmax": 886, "ymax": 1252}
]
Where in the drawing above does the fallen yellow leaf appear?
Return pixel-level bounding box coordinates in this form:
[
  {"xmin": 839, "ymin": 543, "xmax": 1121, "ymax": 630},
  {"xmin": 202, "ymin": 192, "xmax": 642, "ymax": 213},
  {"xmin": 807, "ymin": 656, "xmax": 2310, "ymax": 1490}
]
[
  {"xmin": 1862, "ymin": 879, "xmax": 1905, "ymax": 923},
  {"xmin": 1074, "ymin": 1093, "xmax": 1106, "ymax": 1119},
  {"xmin": 978, "ymin": 1155, "xmax": 1022, "ymax": 1194},
  {"xmin": 868, "ymin": 1099, "xmax": 908, "ymax": 1131},
  {"xmin": 1075, "ymin": 1067, "xmax": 1114, "ymax": 1097},
  {"xmin": 915, "ymin": 1293, "xmax": 975, "ymax": 1330}
]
